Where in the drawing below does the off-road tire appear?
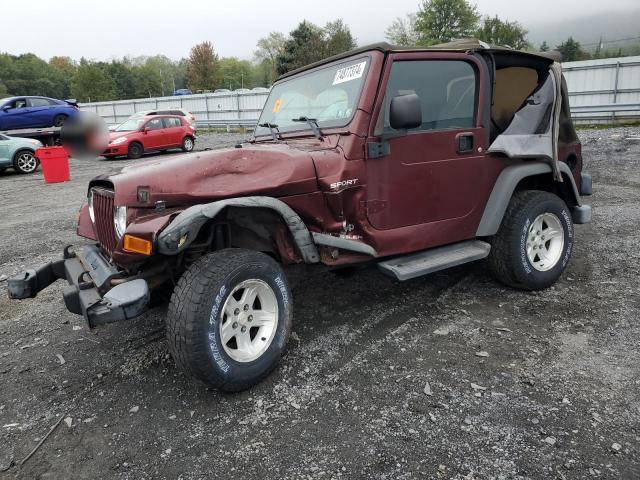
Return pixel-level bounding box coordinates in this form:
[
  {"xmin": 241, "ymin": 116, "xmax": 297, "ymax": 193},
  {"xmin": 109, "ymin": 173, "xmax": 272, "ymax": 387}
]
[
  {"xmin": 487, "ymin": 190, "xmax": 573, "ymax": 290},
  {"xmin": 166, "ymin": 249, "xmax": 292, "ymax": 392},
  {"xmin": 13, "ymin": 149, "xmax": 39, "ymax": 174},
  {"xmin": 181, "ymin": 136, "xmax": 195, "ymax": 152},
  {"xmin": 53, "ymin": 114, "xmax": 68, "ymax": 127},
  {"xmin": 127, "ymin": 142, "xmax": 143, "ymax": 159}
]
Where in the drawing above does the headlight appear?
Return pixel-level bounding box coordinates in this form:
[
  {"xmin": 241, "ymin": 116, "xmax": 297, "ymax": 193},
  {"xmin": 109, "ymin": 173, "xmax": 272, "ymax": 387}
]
[
  {"xmin": 110, "ymin": 136, "xmax": 128, "ymax": 145},
  {"xmin": 88, "ymin": 190, "xmax": 95, "ymax": 223},
  {"xmin": 114, "ymin": 206, "xmax": 127, "ymax": 239}
]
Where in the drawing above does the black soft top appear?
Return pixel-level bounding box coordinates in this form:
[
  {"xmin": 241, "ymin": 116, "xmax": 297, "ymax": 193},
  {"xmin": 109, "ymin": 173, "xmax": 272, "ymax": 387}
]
[{"xmin": 278, "ymin": 39, "xmax": 558, "ymax": 80}]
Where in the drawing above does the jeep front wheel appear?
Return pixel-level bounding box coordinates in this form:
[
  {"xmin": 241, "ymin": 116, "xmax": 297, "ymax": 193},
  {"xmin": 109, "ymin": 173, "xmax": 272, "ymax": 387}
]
[
  {"xmin": 166, "ymin": 249, "xmax": 292, "ymax": 392},
  {"xmin": 487, "ymin": 190, "xmax": 573, "ymax": 290}
]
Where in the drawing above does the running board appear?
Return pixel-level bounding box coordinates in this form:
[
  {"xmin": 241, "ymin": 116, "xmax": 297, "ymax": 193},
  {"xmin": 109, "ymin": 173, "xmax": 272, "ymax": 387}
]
[{"xmin": 377, "ymin": 240, "xmax": 491, "ymax": 281}]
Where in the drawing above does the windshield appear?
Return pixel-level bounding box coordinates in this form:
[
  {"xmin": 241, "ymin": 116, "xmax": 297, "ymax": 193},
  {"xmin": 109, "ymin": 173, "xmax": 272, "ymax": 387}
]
[
  {"xmin": 255, "ymin": 56, "xmax": 369, "ymax": 137},
  {"xmin": 115, "ymin": 118, "xmax": 144, "ymax": 132}
]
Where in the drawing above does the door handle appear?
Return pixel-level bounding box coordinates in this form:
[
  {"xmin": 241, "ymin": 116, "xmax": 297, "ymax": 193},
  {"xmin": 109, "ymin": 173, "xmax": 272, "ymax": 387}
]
[{"xmin": 456, "ymin": 132, "xmax": 474, "ymax": 154}]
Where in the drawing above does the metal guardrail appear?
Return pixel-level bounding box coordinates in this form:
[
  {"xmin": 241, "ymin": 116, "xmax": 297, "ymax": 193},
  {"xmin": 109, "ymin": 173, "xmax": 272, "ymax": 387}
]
[
  {"xmin": 571, "ymin": 102, "xmax": 640, "ymax": 123},
  {"xmin": 571, "ymin": 103, "xmax": 640, "ymax": 113},
  {"xmin": 195, "ymin": 119, "xmax": 258, "ymax": 130}
]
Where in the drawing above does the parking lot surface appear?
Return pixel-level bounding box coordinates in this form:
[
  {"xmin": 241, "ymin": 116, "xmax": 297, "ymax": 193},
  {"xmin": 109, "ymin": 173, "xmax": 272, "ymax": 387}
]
[{"xmin": 0, "ymin": 128, "xmax": 638, "ymax": 479}]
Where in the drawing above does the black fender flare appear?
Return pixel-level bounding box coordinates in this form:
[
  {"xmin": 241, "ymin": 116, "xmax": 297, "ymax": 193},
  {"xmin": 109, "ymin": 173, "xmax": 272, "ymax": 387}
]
[
  {"xmin": 156, "ymin": 196, "xmax": 320, "ymax": 263},
  {"xmin": 476, "ymin": 161, "xmax": 583, "ymax": 237}
]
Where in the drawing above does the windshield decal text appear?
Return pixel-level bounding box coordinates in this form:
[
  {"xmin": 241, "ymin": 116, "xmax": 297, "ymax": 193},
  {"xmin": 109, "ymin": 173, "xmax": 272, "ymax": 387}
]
[{"xmin": 333, "ymin": 61, "xmax": 367, "ymax": 86}]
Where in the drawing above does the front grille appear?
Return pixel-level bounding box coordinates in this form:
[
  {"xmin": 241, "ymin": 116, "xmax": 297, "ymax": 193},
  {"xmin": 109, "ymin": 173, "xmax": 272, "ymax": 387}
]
[{"xmin": 91, "ymin": 188, "xmax": 118, "ymax": 255}]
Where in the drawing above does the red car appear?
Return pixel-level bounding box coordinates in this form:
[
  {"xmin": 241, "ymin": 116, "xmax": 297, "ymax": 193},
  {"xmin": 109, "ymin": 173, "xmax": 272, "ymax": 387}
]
[{"xmin": 103, "ymin": 115, "xmax": 196, "ymax": 159}]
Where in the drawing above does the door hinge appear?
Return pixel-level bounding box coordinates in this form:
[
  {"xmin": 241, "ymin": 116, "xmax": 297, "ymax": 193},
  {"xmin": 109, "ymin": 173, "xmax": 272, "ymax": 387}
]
[
  {"xmin": 367, "ymin": 141, "xmax": 390, "ymax": 159},
  {"xmin": 361, "ymin": 199, "xmax": 387, "ymax": 215}
]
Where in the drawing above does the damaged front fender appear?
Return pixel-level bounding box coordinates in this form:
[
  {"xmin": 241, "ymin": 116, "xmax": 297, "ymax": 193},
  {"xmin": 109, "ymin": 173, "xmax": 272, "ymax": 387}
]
[{"xmin": 156, "ymin": 196, "xmax": 320, "ymax": 263}]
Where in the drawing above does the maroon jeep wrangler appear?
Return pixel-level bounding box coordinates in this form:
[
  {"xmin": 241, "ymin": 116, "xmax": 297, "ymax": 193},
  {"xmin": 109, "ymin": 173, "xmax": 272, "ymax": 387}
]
[{"xmin": 8, "ymin": 41, "xmax": 592, "ymax": 391}]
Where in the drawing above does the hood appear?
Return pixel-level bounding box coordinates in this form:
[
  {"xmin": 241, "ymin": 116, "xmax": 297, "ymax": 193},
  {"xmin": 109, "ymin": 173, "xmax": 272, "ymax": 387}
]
[
  {"xmin": 108, "ymin": 131, "xmax": 132, "ymax": 141},
  {"xmin": 100, "ymin": 143, "xmax": 320, "ymax": 207}
]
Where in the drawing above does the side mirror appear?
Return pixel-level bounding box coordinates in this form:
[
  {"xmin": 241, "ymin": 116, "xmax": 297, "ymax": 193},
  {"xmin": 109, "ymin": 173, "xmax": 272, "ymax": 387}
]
[
  {"xmin": 1, "ymin": 105, "xmax": 10, "ymax": 112},
  {"xmin": 389, "ymin": 94, "xmax": 422, "ymax": 131},
  {"xmin": 142, "ymin": 127, "xmax": 149, "ymax": 134}
]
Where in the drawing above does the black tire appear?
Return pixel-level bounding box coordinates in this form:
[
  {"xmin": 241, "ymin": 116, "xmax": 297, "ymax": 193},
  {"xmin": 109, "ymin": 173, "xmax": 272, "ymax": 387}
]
[
  {"xmin": 127, "ymin": 142, "xmax": 143, "ymax": 159},
  {"xmin": 487, "ymin": 190, "xmax": 573, "ymax": 290},
  {"xmin": 0, "ymin": 167, "xmax": 6, "ymax": 174},
  {"xmin": 13, "ymin": 149, "xmax": 39, "ymax": 174},
  {"xmin": 181, "ymin": 136, "xmax": 195, "ymax": 152},
  {"xmin": 53, "ymin": 114, "xmax": 68, "ymax": 127},
  {"xmin": 166, "ymin": 249, "xmax": 292, "ymax": 392}
]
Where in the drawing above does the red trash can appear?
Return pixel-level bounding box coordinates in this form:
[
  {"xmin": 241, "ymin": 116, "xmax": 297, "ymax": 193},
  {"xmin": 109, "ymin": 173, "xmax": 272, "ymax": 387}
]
[{"xmin": 36, "ymin": 147, "xmax": 70, "ymax": 183}]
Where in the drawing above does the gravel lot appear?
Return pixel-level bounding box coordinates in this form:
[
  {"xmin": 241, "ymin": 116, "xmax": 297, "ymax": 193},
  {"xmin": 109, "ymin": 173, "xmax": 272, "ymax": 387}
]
[{"xmin": 0, "ymin": 128, "xmax": 639, "ymax": 479}]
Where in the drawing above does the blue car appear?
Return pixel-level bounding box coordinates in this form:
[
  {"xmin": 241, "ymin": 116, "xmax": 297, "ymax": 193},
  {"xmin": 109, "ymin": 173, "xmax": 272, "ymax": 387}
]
[
  {"xmin": 173, "ymin": 89, "xmax": 193, "ymax": 96},
  {"xmin": 0, "ymin": 96, "xmax": 79, "ymax": 131}
]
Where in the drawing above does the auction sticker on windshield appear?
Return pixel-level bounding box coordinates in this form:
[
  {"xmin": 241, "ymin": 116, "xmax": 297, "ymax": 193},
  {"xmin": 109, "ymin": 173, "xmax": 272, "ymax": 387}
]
[{"xmin": 333, "ymin": 61, "xmax": 367, "ymax": 85}]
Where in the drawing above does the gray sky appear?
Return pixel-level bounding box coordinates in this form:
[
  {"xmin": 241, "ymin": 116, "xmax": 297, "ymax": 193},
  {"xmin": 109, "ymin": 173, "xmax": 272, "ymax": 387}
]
[{"xmin": 1, "ymin": 0, "xmax": 638, "ymax": 61}]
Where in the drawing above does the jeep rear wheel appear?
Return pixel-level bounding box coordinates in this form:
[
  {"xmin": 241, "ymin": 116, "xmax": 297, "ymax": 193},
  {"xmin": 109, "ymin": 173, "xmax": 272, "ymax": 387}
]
[
  {"xmin": 166, "ymin": 249, "xmax": 292, "ymax": 392},
  {"xmin": 487, "ymin": 190, "xmax": 573, "ymax": 290}
]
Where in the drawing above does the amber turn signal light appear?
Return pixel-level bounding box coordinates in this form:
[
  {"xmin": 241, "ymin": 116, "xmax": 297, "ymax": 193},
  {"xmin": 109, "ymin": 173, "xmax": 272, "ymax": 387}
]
[{"xmin": 123, "ymin": 235, "xmax": 152, "ymax": 255}]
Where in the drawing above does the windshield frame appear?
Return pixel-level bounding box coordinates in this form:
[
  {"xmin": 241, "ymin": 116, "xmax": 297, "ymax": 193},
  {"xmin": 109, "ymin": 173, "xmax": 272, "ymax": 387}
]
[{"xmin": 254, "ymin": 53, "xmax": 372, "ymax": 140}]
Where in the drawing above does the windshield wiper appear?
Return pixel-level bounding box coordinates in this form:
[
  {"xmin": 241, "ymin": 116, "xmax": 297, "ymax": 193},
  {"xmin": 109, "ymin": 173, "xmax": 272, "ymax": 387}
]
[
  {"xmin": 258, "ymin": 122, "xmax": 281, "ymax": 141},
  {"xmin": 291, "ymin": 116, "xmax": 323, "ymax": 139}
]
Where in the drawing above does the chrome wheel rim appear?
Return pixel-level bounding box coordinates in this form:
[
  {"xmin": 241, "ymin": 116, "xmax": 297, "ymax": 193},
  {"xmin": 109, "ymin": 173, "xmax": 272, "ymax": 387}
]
[
  {"xmin": 218, "ymin": 279, "xmax": 278, "ymax": 362},
  {"xmin": 526, "ymin": 213, "xmax": 564, "ymax": 272},
  {"xmin": 184, "ymin": 138, "xmax": 193, "ymax": 151},
  {"xmin": 17, "ymin": 152, "xmax": 37, "ymax": 172}
]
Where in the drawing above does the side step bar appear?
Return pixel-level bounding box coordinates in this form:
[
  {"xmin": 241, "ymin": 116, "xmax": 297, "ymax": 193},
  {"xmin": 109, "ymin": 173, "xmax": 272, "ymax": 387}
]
[{"xmin": 378, "ymin": 240, "xmax": 491, "ymax": 281}]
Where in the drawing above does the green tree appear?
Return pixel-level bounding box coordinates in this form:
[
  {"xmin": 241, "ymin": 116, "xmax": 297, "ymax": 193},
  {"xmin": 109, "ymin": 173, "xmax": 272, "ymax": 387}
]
[
  {"xmin": 476, "ymin": 16, "xmax": 529, "ymax": 50},
  {"xmin": 276, "ymin": 21, "xmax": 326, "ymax": 75},
  {"xmin": 415, "ymin": 0, "xmax": 480, "ymax": 45},
  {"xmin": 324, "ymin": 19, "xmax": 357, "ymax": 57},
  {"xmin": 144, "ymin": 55, "xmax": 185, "ymax": 96},
  {"xmin": 556, "ymin": 37, "xmax": 587, "ymax": 62},
  {"xmin": 1, "ymin": 53, "xmax": 66, "ymax": 97},
  {"xmin": 131, "ymin": 64, "xmax": 163, "ymax": 98},
  {"xmin": 385, "ymin": 14, "xmax": 420, "ymax": 46},
  {"xmin": 218, "ymin": 57, "xmax": 261, "ymax": 90},
  {"xmin": 254, "ymin": 32, "xmax": 287, "ymax": 85},
  {"xmin": 70, "ymin": 63, "xmax": 117, "ymax": 102},
  {"xmin": 275, "ymin": 19, "xmax": 357, "ymax": 75},
  {"xmin": 104, "ymin": 60, "xmax": 136, "ymax": 99},
  {"xmin": 186, "ymin": 41, "xmax": 220, "ymax": 91},
  {"xmin": 539, "ymin": 41, "xmax": 550, "ymax": 52}
]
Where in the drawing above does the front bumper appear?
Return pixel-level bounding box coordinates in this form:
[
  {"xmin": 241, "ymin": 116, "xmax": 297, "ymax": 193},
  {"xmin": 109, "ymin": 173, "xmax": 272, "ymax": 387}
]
[
  {"xmin": 7, "ymin": 245, "xmax": 149, "ymax": 328},
  {"xmin": 103, "ymin": 144, "xmax": 128, "ymax": 156}
]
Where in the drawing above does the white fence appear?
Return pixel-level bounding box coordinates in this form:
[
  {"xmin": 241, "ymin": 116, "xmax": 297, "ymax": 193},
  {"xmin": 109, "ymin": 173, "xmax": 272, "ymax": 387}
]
[
  {"xmin": 79, "ymin": 55, "xmax": 640, "ymax": 127},
  {"xmin": 563, "ymin": 55, "xmax": 640, "ymax": 123},
  {"xmin": 79, "ymin": 90, "xmax": 270, "ymax": 128}
]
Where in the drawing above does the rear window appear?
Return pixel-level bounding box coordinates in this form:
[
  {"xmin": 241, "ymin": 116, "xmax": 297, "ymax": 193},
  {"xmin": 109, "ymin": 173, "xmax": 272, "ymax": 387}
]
[
  {"xmin": 28, "ymin": 98, "xmax": 55, "ymax": 107},
  {"xmin": 163, "ymin": 117, "xmax": 182, "ymax": 128}
]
